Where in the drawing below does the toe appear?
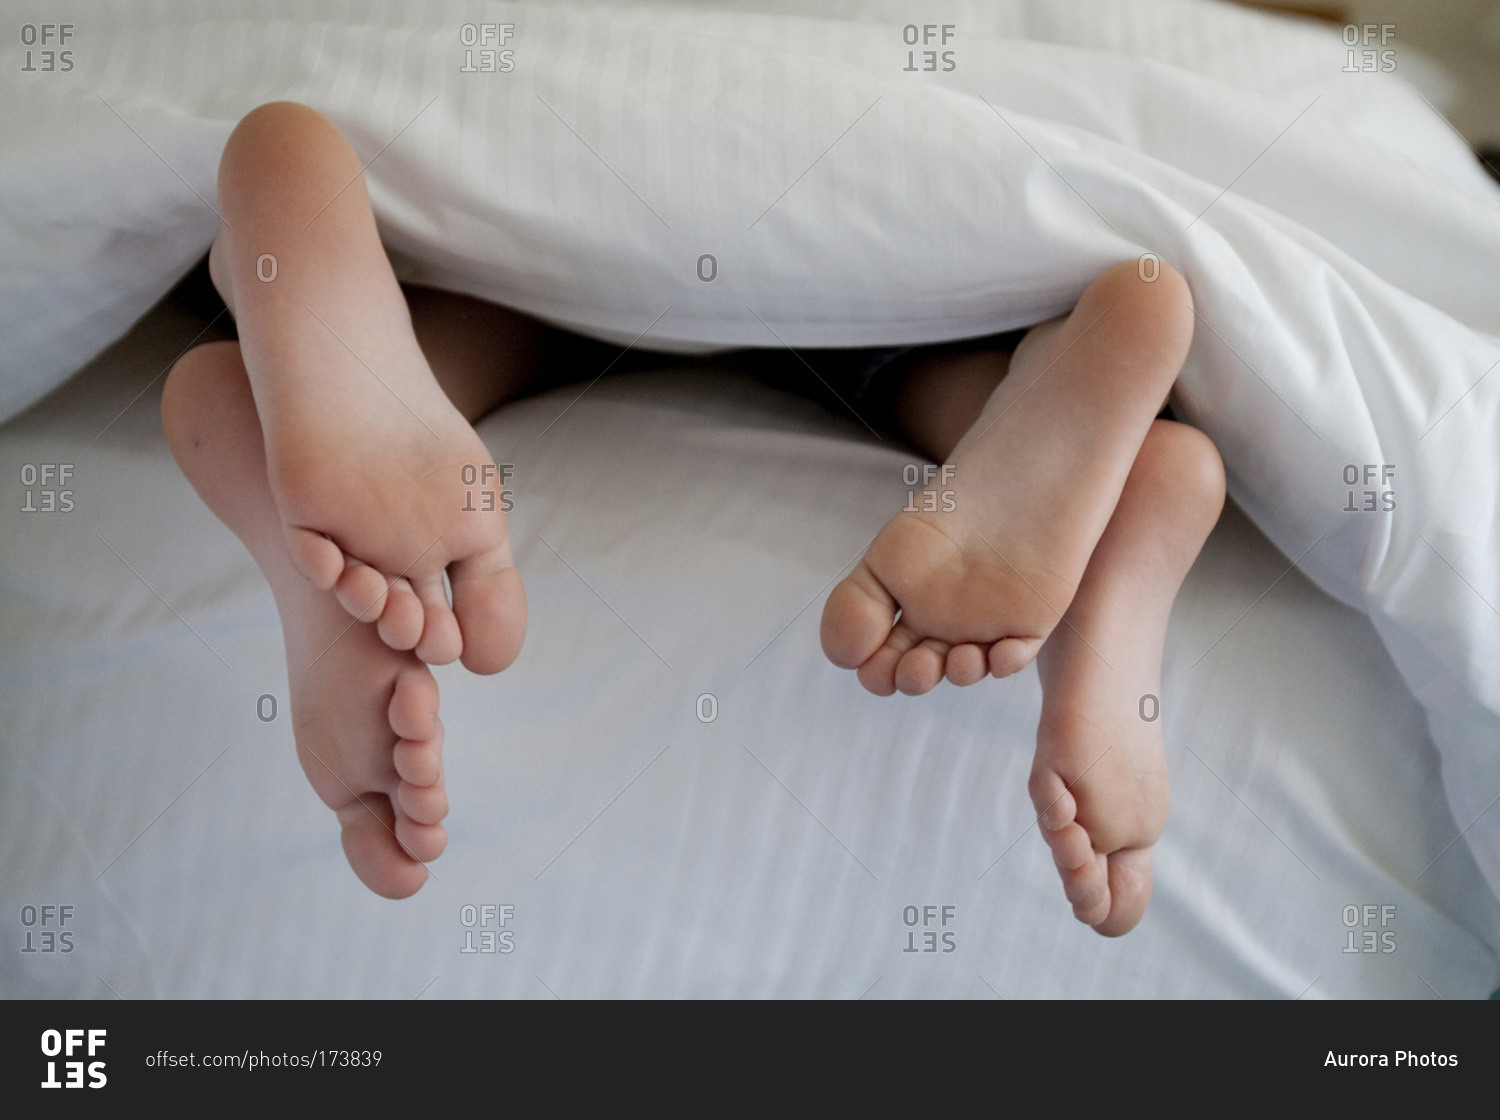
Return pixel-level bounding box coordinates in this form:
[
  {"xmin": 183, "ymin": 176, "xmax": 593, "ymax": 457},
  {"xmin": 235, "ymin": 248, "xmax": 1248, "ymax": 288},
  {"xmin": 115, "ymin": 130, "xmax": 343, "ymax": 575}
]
[
  {"xmin": 894, "ymin": 639, "xmax": 949, "ymax": 695},
  {"xmin": 1043, "ymin": 819, "xmax": 1095, "ymax": 871},
  {"xmin": 989, "ymin": 636, "xmax": 1042, "ymax": 679},
  {"xmin": 449, "ymin": 553, "xmax": 527, "ymax": 674},
  {"xmin": 1028, "ymin": 767, "xmax": 1076, "ymax": 832},
  {"xmin": 855, "ymin": 654, "xmax": 898, "ymax": 697},
  {"xmin": 377, "ymin": 578, "xmax": 425, "ymax": 650},
  {"xmin": 822, "ymin": 560, "xmax": 898, "ymax": 671},
  {"xmin": 337, "ymin": 794, "xmax": 429, "ymax": 899},
  {"xmin": 944, "ymin": 643, "xmax": 988, "ymax": 686},
  {"xmin": 1036, "ymin": 767, "xmax": 1113, "ymax": 925},
  {"xmin": 286, "ymin": 526, "xmax": 345, "ymax": 591},
  {"xmin": 395, "ymin": 816, "xmax": 447, "ymax": 863},
  {"xmin": 856, "ymin": 618, "xmax": 923, "ymax": 697},
  {"xmin": 335, "ymin": 557, "xmax": 390, "ymax": 622},
  {"xmin": 1063, "ymin": 854, "xmax": 1112, "ymax": 927},
  {"xmin": 397, "ymin": 780, "xmax": 449, "ymax": 825},
  {"xmin": 1092, "ymin": 849, "xmax": 1154, "ymax": 937},
  {"xmin": 411, "ymin": 574, "xmax": 463, "ymax": 666},
  {"xmin": 388, "ymin": 664, "xmax": 440, "ymax": 742},
  {"xmin": 393, "ymin": 731, "xmax": 442, "ymax": 787}
]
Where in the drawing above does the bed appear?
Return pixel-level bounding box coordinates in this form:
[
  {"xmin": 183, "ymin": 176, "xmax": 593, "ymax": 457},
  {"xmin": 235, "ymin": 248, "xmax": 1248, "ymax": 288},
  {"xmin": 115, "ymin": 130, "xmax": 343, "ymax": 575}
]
[{"xmin": 4, "ymin": 0, "xmax": 1499, "ymax": 998}]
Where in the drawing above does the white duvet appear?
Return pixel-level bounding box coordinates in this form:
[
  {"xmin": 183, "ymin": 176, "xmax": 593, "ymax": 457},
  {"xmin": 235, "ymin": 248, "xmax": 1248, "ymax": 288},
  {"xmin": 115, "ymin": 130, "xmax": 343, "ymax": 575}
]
[{"xmin": 3, "ymin": 0, "xmax": 1500, "ymax": 912}]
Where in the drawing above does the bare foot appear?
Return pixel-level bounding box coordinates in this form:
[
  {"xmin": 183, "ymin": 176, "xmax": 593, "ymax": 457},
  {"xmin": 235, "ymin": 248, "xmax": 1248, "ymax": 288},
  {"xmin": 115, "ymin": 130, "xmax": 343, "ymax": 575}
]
[
  {"xmin": 163, "ymin": 341, "xmax": 449, "ymax": 899},
  {"xmin": 1030, "ymin": 420, "xmax": 1224, "ymax": 935},
  {"xmin": 210, "ymin": 101, "xmax": 524, "ymax": 674},
  {"xmin": 821, "ymin": 261, "xmax": 1194, "ymax": 696}
]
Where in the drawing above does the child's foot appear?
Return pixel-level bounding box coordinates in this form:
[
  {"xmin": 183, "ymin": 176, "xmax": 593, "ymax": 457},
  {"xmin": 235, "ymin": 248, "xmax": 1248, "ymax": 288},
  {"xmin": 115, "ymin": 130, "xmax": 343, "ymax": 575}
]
[
  {"xmin": 163, "ymin": 341, "xmax": 449, "ymax": 899},
  {"xmin": 1030, "ymin": 420, "xmax": 1224, "ymax": 935},
  {"xmin": 211, "ymin": 101, "xmax": 524, "ymax": 674},
  {"xmin": 821, "ymin": 261, "xmax": 1194, "ymax": 695}
]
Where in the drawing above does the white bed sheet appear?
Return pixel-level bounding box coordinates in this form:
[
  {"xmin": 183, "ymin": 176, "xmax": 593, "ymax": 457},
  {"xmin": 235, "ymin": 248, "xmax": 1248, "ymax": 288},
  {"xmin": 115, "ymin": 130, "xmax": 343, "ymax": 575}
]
[{"xmin": 2, "ymin": 301, "xmax": 1496, "ymax": 999}]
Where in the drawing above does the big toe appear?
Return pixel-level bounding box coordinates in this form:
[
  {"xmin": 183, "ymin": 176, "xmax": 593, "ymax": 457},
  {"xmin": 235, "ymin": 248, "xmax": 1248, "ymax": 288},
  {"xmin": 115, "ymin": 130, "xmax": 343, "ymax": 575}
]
[
  {"xmin": 337, "ymin": 794, "xmax": 430, "ymax": 899},
  {"xmin": 821, "ymin": 561, "xmax": 897, "ymax": 671},
  {"xmin": 989, "ymin": 636, "xmax": 1043, "ymax": 679},
  {"xmin": 1091, "ymin": 848, "xmax": 1154, "ymax": 937},
  {"xmin": 450, "ymin": 554, "xmax": 527, "ymax": 674}
]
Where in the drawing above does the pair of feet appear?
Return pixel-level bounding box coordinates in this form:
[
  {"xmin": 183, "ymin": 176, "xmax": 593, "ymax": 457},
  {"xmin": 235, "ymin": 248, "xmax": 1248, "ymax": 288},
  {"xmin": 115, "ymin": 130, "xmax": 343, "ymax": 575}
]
[
  {"xmin": 162, "ymin": 102, "xmax": 1225, "ymax": 934},
  {"xmin": 822, "ymin": 268, "xmax": 1224, "ymax": 936},
  {"xmin": 163, "ymin": 103, "xmax": 529, "ymax": 900}
]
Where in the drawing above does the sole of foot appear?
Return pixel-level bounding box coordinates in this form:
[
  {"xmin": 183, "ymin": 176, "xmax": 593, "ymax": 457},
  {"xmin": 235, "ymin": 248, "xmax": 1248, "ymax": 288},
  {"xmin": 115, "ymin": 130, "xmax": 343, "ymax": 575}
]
[
  {"xmin": 821, "ymin": 260, "xmax": 1194, "ymax": 697},
  {"xmin": 1028, "ymin": 419, "xmax": 1224, "ymax": 935},
  {"xmin": 210, "ymin": 100, "xmax": 525, "ymax": 676},
  {"xmin": 163, "ymin": 340, "xmax": 453, "ymax": 899}
]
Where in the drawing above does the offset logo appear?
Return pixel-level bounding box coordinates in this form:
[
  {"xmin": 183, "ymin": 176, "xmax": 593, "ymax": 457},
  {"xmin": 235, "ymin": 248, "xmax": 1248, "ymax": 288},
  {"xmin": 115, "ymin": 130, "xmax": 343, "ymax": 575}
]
[
  {"xmin": 902, "ymin": 24, "xmax": 956, "ymax": 72},
  {"xmin": 40, "ymin": 1029, "xmax": 106, "ymax": 1089},
  {"xmin": 902, "ymin": 904, "xmax": 957, "ymax": 953},
  {"xmin": 460, "ymin": 463, "xmax": 514, "ymax": 512},
  {"xmin": 459, "ymin": 903, "xmax": 516, "ymax": 954},
  {"xmin": 20, "ymin": 903, "xmax": 76, "ymax": 952},
  {"xmin": 1342, "ymin": 903, "xmax": 1396, "ymax": 953},
  {"xmin": 18, "ymin": 23, "xmax": 75, "ymax": 72},
  {"xmin": 458, "ymin": 23, "xmax": 515, "ymax": 73},
  {"xmin": 19, "ymin": 464, "xmax": 75, "ymax": 512},
  {"xmin": 1343, "ymin": 464, "xmax": 1395, "ymax": 512},
  {"xmin": 1343, "ymin": 23, "xmax": 1396, "ymax": 72},
  {"xmin": 902, "ymin": 463, "xmax": 956, "ymax": 514}
]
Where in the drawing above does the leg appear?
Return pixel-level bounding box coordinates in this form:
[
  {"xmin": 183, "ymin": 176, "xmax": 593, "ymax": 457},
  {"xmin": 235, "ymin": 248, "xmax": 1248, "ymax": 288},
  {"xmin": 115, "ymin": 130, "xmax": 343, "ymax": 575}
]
[
  {"xmin": 209, "ymin": 101, "xmax": 525, "ymax": 673},
  {"xmin": 403, "ymin": 284, "xmax": 548, "ymax": 424},
  {"xmin": 162, "ymin": 341, "xmax": 448, "ymax": 899},
  {"xmin": 821, "ymin": 260, "xmax": 1194, "ymax": 695}
]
